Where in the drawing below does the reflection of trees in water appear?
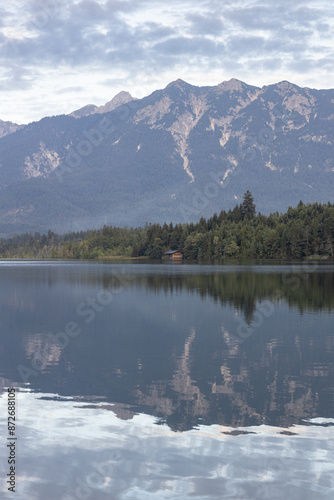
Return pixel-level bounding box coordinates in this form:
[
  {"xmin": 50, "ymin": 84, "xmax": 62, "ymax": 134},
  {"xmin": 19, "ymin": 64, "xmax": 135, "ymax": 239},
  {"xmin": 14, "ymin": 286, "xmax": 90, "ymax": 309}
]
[
  {"xmin": 29, "ymin": 265, "xmax": 334, "ymax": 322},
  {"xmin": 3, "ymin": 267, "xmax": 333, "ymax": 432},
  {"xmin": 129, "ymin": 271, "xmax": 334, "ymax": 323}
]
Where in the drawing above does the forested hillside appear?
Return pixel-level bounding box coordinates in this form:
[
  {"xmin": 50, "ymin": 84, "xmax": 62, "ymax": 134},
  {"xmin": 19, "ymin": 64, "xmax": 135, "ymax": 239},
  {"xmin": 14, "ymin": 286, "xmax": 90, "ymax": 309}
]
[
  {"xmin": 1, "ymin": 79, "xmax": 334, "ymax": 236},
  {"xmin": 1, "ymin": 193, "xmax": 334, "ymax": 261}
]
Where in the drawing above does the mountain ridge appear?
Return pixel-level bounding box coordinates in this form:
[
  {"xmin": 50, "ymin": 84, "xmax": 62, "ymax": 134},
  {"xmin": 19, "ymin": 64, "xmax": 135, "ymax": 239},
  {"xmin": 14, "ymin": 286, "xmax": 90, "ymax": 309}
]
[
  {"xmin": 0, "ymin": 78, "xmax": 334, "ymax": 236},
  {"xmin": 68, "ymin": 90, "xmax": 137, "ymax": 119},
  {"xmin": 0, "ymin": 118, "xmax": 25, "ymax": 138}
]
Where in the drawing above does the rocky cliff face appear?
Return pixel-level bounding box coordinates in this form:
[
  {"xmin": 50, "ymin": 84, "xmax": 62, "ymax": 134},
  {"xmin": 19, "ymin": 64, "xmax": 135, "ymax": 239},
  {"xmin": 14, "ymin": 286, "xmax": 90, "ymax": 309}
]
[
  {"xmin": 69, "ymin": 91, "xmax": 136, "ymax": 118},
  {"xmin": 0, "ymin": 118, "xmax": 24, "ymax": 138},
  {"xmin": 0, "ymin": 79, "xmax": 334, "ymax": 235}
]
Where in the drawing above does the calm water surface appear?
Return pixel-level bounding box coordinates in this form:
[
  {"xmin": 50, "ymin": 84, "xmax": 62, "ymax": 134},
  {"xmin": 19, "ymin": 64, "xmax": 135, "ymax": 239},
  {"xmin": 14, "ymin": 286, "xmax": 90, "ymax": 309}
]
[{"xmin": 0, "ymin": 261, "xmax": 333, "ymax": 499}]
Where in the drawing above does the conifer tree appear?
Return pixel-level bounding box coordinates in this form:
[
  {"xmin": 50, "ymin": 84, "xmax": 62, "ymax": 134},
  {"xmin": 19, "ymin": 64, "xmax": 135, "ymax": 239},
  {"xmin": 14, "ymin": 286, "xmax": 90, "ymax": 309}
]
[{"xmin": 241, "ymin": 190, "xmax": 256, "ymax": 220}]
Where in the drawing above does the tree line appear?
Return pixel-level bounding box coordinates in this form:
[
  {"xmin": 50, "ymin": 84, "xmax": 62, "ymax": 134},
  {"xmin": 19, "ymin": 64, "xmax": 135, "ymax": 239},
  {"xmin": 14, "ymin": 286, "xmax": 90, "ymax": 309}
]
[{"xmin": 1, "ymin": 192, "xmax": 334, "ymax": 260}]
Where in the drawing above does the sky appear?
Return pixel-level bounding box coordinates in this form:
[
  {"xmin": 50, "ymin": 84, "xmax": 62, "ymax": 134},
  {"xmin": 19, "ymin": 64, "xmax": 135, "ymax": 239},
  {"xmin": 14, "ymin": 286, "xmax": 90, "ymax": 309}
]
[{"xmin": 1, "ymin": 0, "xmax": 334, "ymax": 124}]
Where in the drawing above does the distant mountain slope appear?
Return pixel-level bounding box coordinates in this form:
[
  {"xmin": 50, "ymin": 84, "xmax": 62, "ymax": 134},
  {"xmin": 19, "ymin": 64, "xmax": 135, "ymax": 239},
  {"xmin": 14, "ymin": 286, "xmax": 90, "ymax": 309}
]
[
  {"xmin": 0, "ymin": 119, "xmax": 24, "ymax": 138},
  {"xmin": 69, "ymin": 91, "xmax": 136, "ymax": 118},
  {"xmin": 0, "ymin": 79, "xmax": 334, "ymax": 236},
  {"xmin": 68, "ymin": 104, "xmax": 98, "ymax": 119}
]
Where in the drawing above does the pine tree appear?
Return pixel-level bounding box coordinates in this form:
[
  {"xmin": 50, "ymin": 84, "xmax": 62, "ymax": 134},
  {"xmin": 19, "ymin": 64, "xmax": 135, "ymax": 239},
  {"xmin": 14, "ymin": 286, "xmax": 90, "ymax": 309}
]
[{"xmin": 241, "ymin": 190, "xmax": 256, "ymax": 220}]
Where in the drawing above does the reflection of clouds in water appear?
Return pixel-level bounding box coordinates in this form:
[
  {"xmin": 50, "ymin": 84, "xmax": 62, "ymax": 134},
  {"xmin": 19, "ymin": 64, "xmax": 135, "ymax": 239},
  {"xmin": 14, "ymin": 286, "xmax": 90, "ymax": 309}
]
[
  {"xmin": 0, "ymin": 391, "xmax": 333, "ymax": 500},
  {"xmin": 0, "ymin": 263, "xmax": 333, "ymax": 431},
  {"xmin": 304, "ymin": 418, "xmax": 334, "ymax": 425}
]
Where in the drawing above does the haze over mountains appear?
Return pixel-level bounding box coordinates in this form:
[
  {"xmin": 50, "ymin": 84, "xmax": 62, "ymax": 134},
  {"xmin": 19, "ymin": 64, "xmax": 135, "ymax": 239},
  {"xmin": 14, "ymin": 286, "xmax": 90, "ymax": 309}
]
[{"xmin": 0, "ymin": 78, "xmax": 334, "ymax": 236}]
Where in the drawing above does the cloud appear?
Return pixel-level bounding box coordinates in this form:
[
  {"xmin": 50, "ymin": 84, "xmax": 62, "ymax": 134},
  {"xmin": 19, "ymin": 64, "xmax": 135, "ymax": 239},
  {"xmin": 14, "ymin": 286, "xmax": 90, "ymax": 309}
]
[
  {"xmin": 1, "ymin": 0, "xmax": 334, "ymax": 123},
  {"xmin": 186, "ymin": 12, "xmax": 224, "ymax": 35},
  {"xmin": 0, "ymin": 66, "xmax": 34, "ymax": 91},
  {"xmin": 1, "ymin": 1, "xmax": 332, "ymax": 71},
  {"xmin": 224, "ymin": 4, "xmax": 330, "ymax": 41},
  {"xmin": 227, "ymin": 35, "xmax": 267, "ymax": 55},
  {"xmin": 56, "ymin": 86, "xmax": 85, "ymax": 94},
  {"xmin": 136, "ymin": 22, "xmax": 176, "ymax": 42},
  {"xmin": 152, "ymin": 36, "xmax": 224, "ymax": 56}
]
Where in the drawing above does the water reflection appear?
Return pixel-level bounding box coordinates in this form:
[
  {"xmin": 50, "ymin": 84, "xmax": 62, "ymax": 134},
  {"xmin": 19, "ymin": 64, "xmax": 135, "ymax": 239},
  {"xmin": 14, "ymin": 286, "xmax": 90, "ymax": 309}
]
[
  {"xmin": 0, "ymin": 391, "xmax": 333, "ymax": 500},
  {"xmin": 0, "ymin": 262, "xmax": 333, "ymax": 432}
]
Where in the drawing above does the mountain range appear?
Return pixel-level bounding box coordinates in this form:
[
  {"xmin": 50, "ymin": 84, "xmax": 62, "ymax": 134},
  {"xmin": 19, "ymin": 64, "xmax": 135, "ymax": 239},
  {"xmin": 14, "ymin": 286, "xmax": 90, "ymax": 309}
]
[
  {"xmin": 1, "ymin": 78, "xmax": 334, "ymax": 236},
  {"xmin": 68, "ymin": 90, "xmax": 136, "ymax": 118}
]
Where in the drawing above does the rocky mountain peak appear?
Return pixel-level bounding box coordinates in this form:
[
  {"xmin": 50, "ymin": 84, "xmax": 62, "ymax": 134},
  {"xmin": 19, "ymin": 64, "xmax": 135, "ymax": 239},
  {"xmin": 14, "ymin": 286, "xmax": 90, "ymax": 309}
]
[
  {"xmin": 69, "ymin": 104, "xmax": 98, "ymax": 119},
  {"xmin": 1, "ymin": 78, "xmax": 334, "ymax": 236},
  {"xmin": 0, "ymin": 119, "xmax": 24, "ymax": 138},
  {"xmin": 69, "ymin": 91, "xmax": 136, "ymax": 119},
  {"xmin": 216, "ymin": 78, "xmax": 250, "ymax": 93},
  {"xmin": 95, "ymin": 91, "xmax": 136, "ymax": 114},
  {"xmin": 165, "ymin": 78, "xmax": 192, "ymax": 91},
  {"xmin": 275, "ymin": 80, "xmax": 300, "ymax": 93}
]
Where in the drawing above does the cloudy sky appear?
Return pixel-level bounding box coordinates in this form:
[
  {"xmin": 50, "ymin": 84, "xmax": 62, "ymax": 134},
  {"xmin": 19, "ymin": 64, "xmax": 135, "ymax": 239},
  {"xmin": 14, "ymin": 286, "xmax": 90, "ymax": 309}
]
[{"xmin": 1, "ymin": 0, "xmax": 334, "ymax": 124}]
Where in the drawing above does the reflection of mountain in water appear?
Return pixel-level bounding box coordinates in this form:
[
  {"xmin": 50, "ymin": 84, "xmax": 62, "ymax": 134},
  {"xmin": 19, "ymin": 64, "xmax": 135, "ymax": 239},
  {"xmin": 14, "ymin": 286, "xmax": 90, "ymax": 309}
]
[{"xmin": 0, "ymin": 264, "xmax": 333, "ymax": 431}]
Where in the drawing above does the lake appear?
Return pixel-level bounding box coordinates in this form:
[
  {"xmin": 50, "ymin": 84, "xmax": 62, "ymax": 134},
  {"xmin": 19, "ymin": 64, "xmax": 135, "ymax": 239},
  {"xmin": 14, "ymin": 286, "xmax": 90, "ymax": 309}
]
[{"xmin": 0, "ymin": 261, "xmax": 333, "ymax": 499}]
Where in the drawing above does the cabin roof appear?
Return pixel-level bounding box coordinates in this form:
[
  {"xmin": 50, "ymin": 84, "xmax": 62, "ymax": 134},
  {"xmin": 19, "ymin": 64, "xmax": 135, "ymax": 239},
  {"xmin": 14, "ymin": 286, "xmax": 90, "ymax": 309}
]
[{"xmin": 164, "ymin": 250, "xmax": 182, "ymax": 255}]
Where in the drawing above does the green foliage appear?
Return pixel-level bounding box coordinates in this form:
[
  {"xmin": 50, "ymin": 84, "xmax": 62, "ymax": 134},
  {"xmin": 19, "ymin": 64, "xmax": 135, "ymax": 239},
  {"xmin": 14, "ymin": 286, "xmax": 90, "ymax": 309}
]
[
  {"xmin": 241, "ymin": 190, "xmax": 256, "ymax": 220},
  {"xmin": 1, "ymin": 193, "xmax": 334, "ymax": 261}
]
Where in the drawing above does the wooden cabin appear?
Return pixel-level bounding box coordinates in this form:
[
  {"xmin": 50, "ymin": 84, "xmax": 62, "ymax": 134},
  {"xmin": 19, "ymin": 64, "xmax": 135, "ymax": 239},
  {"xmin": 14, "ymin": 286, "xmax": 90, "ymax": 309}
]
[{"xmin": 163, "ymin": 250, "xmax": 183, "ymax": 261}]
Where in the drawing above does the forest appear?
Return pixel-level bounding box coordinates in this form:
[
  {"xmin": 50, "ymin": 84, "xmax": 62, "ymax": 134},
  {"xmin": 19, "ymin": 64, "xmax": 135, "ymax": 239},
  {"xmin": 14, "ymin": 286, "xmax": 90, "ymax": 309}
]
[{"xmin": 1, "ymin": 192, "xmax": 334, "ymax": 260}]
